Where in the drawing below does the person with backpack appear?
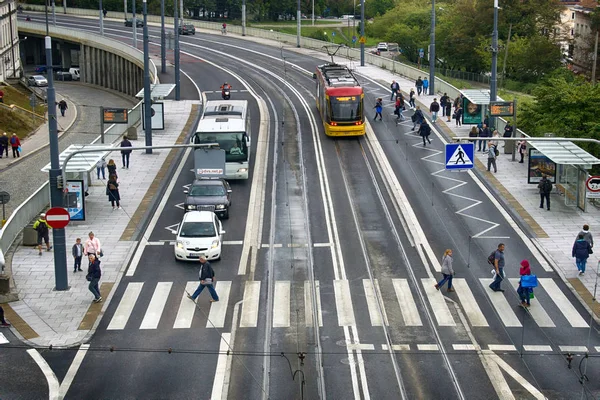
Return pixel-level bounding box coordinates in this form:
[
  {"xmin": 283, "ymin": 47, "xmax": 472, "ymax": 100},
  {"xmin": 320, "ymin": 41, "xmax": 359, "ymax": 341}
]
[
  {"xmin": 373, "ymin": 98, "xmax": 383, "ymax": 121},
  {"xmin": 87, "ymin": 254, "xmax": 103, "ymax": 303},
  {"xmin": 106, "ymin": 174, "xmax": 121, "ymax": 210},
  {"xmin": 487, "ymin": 143, "xmax": 498, "ymax": 173},
  {"xmin": 10, "ymin": 133, "xmax": 21, "ymax": 158},
  {"xmin": 537, "ymin": 175, "xmax": 552, "ymax": 211},
  {"xmin": 440, "ymin": 93, "xmax": 449, "ymax": 117},
  {"xmin": 573, "ymin": 233, "xmax": 592, "ymax": 275},
  {"xmin": 577, "ymin": 224, "xmax": 593, "ymax": 250},
  {"xmin": 435, "ymin": 249, "xmax": 455, "ymax": 292},
  {"xmin": 33, "ymin": 213, "xmax": 52, "ymax": 255},
  {"xmin": 517, "ymin": 260, "xmax": 533, "ymax": 307},
  {"xmin": 411, "ymin": 106, "xmax": 424, "ymax": 131},
  {"xmin": 488, "ymin": 243, "xmax": 506, "ymax": 292},
  {"xmin": 418, "ymin": 121, "xmax": 432, "ymax": 146}
]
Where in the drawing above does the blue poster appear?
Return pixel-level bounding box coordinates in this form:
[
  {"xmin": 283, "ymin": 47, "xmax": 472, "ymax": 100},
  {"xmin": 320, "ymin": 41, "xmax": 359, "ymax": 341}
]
[{"xmin": 66, "ymin": 180, "xmax": 85, "ymax": 221}]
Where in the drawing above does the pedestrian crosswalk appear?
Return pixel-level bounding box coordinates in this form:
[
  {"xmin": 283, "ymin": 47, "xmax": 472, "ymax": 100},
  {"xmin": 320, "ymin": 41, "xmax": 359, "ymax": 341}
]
[{"xmin": 103, "ymin": 277, "xmax": 589, "ymax": 332}]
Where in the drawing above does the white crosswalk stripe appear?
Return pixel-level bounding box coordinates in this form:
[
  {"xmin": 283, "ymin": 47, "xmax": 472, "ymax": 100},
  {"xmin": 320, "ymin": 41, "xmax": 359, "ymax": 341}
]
[
  {"xmin": 538, "ymin": 278, "xmax": 589, "ymax": 328},
  {"xmin": 452, "ymin": 279, "xmax": 489, "ymax": 327},
  {"xmin": 140, "ymin": 282, "xmax": 172, "ymax": 330},
  {"xmin": 422, "ymin": 278, "xmax": 455, "ymax": 326},
  {"xmin": 173, "ymin": 281, "xmax": 199, "ymax": 329},
  {"xmin": 392, "ymin": 279, "xmax": 422, "ymax": 326},
  {"xmin": 479, "ymin": 279, "xmax": 522, "ymax": 327},
  {"xmin": 508, "ymin": 278, "xmax": 555, "ymax": 327},
  {"xmin": 334, "ymin": 280, "xmax": 356, "ymax": 326},
  {"xmin": 363, "ymin": 279, "xmax": 388, "ymax": 326},
  {"xmin": 107, "ymin": 282, "xmax": 144, "ymax": 330},
  {"xmin": 207, "ymin": 281, "xmax": 232, "ymax": 328},
  {"xmin": 304, "ymin": 280, "xmax": 323, "ymax": 327},
  {"xmin": 273, "ymin": 281, "xmax": 291, "ymax": 328},
  {"xmin": 240, "ymin": 281, "xmax": 260, "ymax": 328}
]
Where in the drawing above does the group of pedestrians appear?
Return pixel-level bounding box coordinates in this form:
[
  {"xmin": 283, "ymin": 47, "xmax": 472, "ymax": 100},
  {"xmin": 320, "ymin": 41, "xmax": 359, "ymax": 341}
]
[{"xmin": 0, "ymin": 132, "xmax": 21, "ymax": 158}]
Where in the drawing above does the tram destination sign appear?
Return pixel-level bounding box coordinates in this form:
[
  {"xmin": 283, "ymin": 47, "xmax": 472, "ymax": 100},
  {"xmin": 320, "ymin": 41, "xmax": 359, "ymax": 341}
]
[
  {"xmin": 489, "ymin": 101, "xmax": 515, "ymax": 117},
  {"xmin": 103, "ymin": 107, "xmax": 129, "ymax": 124}
]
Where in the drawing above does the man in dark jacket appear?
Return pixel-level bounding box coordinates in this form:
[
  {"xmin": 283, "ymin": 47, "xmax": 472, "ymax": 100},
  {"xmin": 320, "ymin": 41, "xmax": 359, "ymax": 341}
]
[
  {"xmin": 538, "ymin": 175, "xmax": 552, "ymax": 211},
  {"xmin": 188, "ymin": 256, "xmax": 219, "ymax": 302},
  {"xmin": 0, "ymin": 132, "xmax": 7, "ymax": 158},
  {"xmin": 478, "ymin": 124, "xmax": 490, "ymax": 152},
  {"xmin": 415, "ymin": 77, "xmax": 424, "ymax": 95},
  {"xmin": 429, "ymin": 98, "xmax": 440, "ymax": 123},
  {"xmin": 573, "ymin": 234, "xmax": 592, "ymax": 275},
  {"xmin": 503, "ymin": 122, "xmax": 514, "ymax": 138},
  {"xmin": 390, "ymin": 80, "xmax": 400, "ymax": 101},
  {"xmin": 418, "ymin": 121, "xmax": 432, "ymax": 146},
  {"xmin": 120, "ymin": 135, "xmax": 133, "ymax": 169},
  {"xmin": 440, "ymin": 93, "xmax": 449, "ymax": 116},
  {"xmin": 87, "ymin": 254, "xmax": 102, "ymax": 302}
]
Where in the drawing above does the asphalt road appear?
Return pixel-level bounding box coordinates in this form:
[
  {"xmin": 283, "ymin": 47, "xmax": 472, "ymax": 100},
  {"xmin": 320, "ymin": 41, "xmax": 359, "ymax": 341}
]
[{"xmin": 3, "ymin": 14, "xmax": 600, "ymax": 400}]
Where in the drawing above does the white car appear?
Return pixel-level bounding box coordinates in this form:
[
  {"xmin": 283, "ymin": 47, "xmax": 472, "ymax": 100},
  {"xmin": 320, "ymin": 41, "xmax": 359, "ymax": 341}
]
[
  {"xmin": 27, "ymin": 75, "xmax": 48, "ymax": 87},
  {"xmin": 377, "ymin": 42, "xmax": 389, "ymax": 51},
  {"xmin": 174, "ymin": 211, "xmax": 224, "ymax": 262}
]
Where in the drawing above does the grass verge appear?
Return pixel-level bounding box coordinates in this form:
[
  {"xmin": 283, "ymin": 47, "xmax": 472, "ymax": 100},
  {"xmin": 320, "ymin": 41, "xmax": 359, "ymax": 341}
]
[{"xmin": 0, "ymin": 83, "xmax": 46, "ymax": 139}]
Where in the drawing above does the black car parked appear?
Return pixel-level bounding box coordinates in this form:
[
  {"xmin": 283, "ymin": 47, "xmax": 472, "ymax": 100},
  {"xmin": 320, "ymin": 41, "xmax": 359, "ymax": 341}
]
[{"xmin": 124, "ymin": 18, "xmax": 144, "ymax": 27}]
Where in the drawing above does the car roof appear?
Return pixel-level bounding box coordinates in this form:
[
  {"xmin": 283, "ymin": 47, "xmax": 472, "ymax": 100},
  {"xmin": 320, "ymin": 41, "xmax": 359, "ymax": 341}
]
[
  {"xmin": 182, "ymin": 211, "xmax": 216, "ymax": 223},
  {"xmin": 32, "ymin": 75, "xmax": 46, "ymax": 79},
  {"xmin": 191, "ymin": 179, "xmax": 225, "ymax": 186}
]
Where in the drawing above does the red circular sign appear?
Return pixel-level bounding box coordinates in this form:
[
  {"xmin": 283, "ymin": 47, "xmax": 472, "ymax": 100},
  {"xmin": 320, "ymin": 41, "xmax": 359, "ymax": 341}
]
[
  {"xmin": 45, "ymin": 207, "xmax": 71, "ymax": 229},
  {"xmin": 586, "ymin": 176, "xmax": 600, "ymax": 193}
]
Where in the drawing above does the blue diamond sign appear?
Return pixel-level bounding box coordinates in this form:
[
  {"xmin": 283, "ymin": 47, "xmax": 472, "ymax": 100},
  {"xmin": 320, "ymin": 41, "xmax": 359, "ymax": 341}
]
[{"xmin": 445, "ymin": 143, "xmax": 474, "ymax": 170}]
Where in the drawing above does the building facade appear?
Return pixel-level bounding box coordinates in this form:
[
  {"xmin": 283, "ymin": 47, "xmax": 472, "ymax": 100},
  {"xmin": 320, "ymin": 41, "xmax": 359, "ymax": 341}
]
[
  {"xmin": 564, "ymin": 0, "xmax": 599, "ymax": 74},
  {"xmin": 0, "ymin": 0, "xmax": 20, "ymax": 82}
]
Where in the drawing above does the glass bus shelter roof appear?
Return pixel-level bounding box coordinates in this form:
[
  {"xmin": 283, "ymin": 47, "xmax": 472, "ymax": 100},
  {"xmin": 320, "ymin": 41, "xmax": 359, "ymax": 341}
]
[{"xmin": 529, "ymin": 140, "xmax": 600, "ymax": 166}]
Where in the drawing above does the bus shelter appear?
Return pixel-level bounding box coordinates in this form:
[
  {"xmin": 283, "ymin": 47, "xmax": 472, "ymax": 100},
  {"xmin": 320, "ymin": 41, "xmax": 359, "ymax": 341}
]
[
  {"xmin": 459, "ymin": 89, "xmax": 505, "ymax": 125},
  {"xmin": 41, "ymin": 145, "xmax": 110, "ymax": 221},
  {"xmin": 527, "ymin": 140, "xmax": 600, "ymax": 211}
]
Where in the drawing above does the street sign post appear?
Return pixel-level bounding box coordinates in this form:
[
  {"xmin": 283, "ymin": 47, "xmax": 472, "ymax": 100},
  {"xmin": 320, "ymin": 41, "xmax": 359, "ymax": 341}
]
[
  {"xmin": 445, "ymin": 143, "xmax": 474, "ymax": 170},
  {"xmin": 45, "ymin": 207, "xmax": 71, "ymax": 229},
  {"xmin": 586, "ymin": 176, "xmax": 600, "ymax": 198}
]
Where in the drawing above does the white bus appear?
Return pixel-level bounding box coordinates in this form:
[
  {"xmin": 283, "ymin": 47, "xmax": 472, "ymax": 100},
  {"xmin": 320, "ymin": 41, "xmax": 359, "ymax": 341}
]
[{"xmin": 192, "ymin": 100, "xmax": 251, "ymax": 180}]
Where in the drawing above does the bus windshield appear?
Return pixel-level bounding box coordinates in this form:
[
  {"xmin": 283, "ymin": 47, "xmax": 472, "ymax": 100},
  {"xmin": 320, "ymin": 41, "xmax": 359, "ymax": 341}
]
[
  {"xmin": 329, "ymin": 96, "xmax": 362, "ymax": 122},
  {"xmin": 193, "ymin": 132, "xmax": 248, "ymax": 162}
]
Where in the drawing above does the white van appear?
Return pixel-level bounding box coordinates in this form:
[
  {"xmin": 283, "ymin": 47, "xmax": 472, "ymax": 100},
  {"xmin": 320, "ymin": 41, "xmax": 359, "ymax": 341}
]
[{"xmin": 69, "ymin": 67, "xmax": 80, "ymax": 81}]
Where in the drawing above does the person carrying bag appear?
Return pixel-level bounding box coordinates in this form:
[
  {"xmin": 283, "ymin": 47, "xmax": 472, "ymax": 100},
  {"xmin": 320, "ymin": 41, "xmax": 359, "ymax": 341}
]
[{"xmin": 517, "ymin": 260, "xmax": 537, "ymax": 307}]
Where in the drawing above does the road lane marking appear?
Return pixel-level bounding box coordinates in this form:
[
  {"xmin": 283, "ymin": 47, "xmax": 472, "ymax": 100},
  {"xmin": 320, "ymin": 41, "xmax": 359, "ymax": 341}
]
[
  {"xmin": 140, "ymin": 282, "xmax": 173, "ymax": 330},
  {"xmin": 488, "ymin": 344, "xmax": 517, "ymax": 352},
  {"xmin": 596, "ymin": 347, "xmax": 600, "ymax": 352},
  {"xmin": 363, "ymin": 279, "xmax": 388, "ymax": 326},
  {"xmin": 392, "ymin": 279, "xmax": 422, "ymax": 326},
  {"xmin": 240, "ymin": 281, "xmax": 260, "ymax": 328},
  {"xmin": 538, "ymin": 278, "xmax": 588, "ymax": 328},
  {"xmin": 417, "ymin": 344, "xmax": 440, "ymax": 351},
  {"xmin": 559, "ymin": 345, "xmax": 588, "ymax": 353},
  {"xmin": 479, "ymin": 279, "xmax": 522, "ymax": 327},
  {"xmin": 211, "ymin": 332, "xmax": 231, "ymax": 400},
  {"xmin": 485, "ymin": 352, "xmax": 547, "ymax": 400},
  {"xmin": 422, "ymin": 278, "xmax": 456, "ymax": 326},
  {"xmin": 273, "ymin": 281, "xmax": 291, "ymax": 328},
  {"xmin": 452, "ymin": 278, "xmax": 489, "ymax": 327},
  {"xmin": 334, "ymin": 280, "xmax": 356, "ymax": 326},
  {"xmin": 347, "ymin": 343, "xmax": 375, "ymax": 351},
  {"xmin": 382, "ymin": 344, "xmax": 411, "ymax": 351},
  {"xmin": 222, "ymin": 240, "xmax": 243, "ymax": 245},
  {"xmin": 452, "ymin": 344, "xmax": 476, "ymax": 351},
  {"xmin": 58, "ymin": 344, "xmax": 90, "ymax": 399},
  {"xmin": 207, "ymin": 281, "xmax": 232, "ymax": 329},
  {"xmin": 0, "ymin": 333, "xmax": 7, "ymax": 344},
  {"xmin": 27, "ymin": 349, "xmax": 59, "ymax": 399},
  {"xmin": 523, "ymin": 345, "xmax": 552, "ymax": 352},
  {"xmin": 508, "ymin": 278, "xmax": 555, "ymax": 327},
  {"xmin": 313, "ymin": 242, "xmax": 332, "ymax": 247},
  {"xmin": 107, "ymin": 282, "xmax": 144, "ymax": 330},
  {"xmin": 304, "ymin": 280, "xmax": 323, "ymax": 327},
  {"xmin": 174, "ymin": 281, "xmax": 199, "ymax": 329}
]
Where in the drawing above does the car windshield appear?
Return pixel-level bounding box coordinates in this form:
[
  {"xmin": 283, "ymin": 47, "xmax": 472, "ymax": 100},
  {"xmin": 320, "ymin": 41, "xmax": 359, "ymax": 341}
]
[
  {"xmin": 189, "ymin": 185, "xmax": 225, "ymax": 196},
  {"xmin": 193, "ymin": 132, "xmax": 248, "ymax": 162},
  {"xmin": 329, "ymin": 96, "xmax": 362, "ymax": 122},
  {"xmin": 179, "ymin": 221, "xmax": 216, "ymax": 238}
]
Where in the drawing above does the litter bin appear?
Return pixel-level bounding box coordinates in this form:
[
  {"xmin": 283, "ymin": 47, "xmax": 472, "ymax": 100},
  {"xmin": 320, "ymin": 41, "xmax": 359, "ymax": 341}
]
[
  {"xmin": 22, "ymin": 223, "xmax": 38, "ymax": 246},
  {"xmin": 126, "ymin": 126, "xmax": 138, "ymax": 140}
]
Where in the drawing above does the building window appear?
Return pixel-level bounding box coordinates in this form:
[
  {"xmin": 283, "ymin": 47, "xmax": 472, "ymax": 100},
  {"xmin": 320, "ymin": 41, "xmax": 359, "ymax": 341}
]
[{"xmin": 572, "ymin": 12, "xmax": 575, "ymax": 19}]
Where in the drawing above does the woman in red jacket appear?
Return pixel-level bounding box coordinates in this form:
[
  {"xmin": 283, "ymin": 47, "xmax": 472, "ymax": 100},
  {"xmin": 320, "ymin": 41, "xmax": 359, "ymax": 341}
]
[{"xmin": 10, "ymin": 133, "xmax": 21, "ymax": 158}]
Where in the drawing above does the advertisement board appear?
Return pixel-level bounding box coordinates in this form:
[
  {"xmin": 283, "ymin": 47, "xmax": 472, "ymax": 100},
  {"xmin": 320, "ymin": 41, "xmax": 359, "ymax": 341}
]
[
  {"xmin": 462, "ymin": 98, "xmax": 482, "ymax": 125},
  {"xmin": 103, "ymin": 108, "xmax": 128, "ymax": 124},
  {"xmin": 489, "ymin": 101, "xmax": 515, "ymax": 117},
  {"xmin": 527, "ymin": 149, "xmax": 556, "ymax": 184},
  {"xmin": 142, "ymin": 102, "xmax": 165, "ymax": 130},
  {"xmin": 66, "ymin": 180, "xmax": 85, "ymax": 221}
]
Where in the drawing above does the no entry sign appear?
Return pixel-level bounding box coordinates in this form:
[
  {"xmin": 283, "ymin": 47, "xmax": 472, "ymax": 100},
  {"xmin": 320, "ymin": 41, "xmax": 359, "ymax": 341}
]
[{"xmin": 45, "ymin": 207, "xmax": 70, "ymax": 229}]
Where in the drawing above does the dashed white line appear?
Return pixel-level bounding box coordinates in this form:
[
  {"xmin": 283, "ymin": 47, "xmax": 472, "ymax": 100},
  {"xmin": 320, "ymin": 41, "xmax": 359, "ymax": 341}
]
[
  {"xmin": 417, "ymin": 344, "xmax": 440, "ymax": 351},
  {"xmin": 559, "ymin": 346, "xmax": 588, "ymax": 353},
  {"xmin": 523, "ymin": 345, "xmax": 552, "ymax": 352}
]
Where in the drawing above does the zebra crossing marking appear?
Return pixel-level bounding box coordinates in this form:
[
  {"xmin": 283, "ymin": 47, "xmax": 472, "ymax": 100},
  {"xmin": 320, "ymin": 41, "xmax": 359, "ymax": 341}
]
[
  {"xmin": 382, "ymin": 344, "xmax": 411, "ymax": 351},
  {"xmin": 240, "ymin": 281, "xmax": 260, "ymax": 328},
  {"xmin": 392, "ymin": 279, "xmax": 422, "ymax": 326},
  {"xmin": 508, "ymin": 279, "xmax": 555, "ymax": 327},
  {"xmin": 173, "ymin": 282, "xmax": 199, "ymax": 329},
  {"xmin": 304, "ymin": 280, "xmax": 323, "ymax": 327},
  {"xmin": 107, "ymin": 282, "xmax": 144, "ymax": 330},
  {"xmin": 140, "ymin": 282, "xmax": 172, "ymax": 330},
  {"xmin": 273, "ymin": 281, "xmax": 291, "ymax": 328},
  {"xmin": 334, "ymin": 280, "xmax": 356, "ymax": 326},
  {"xmin": 363, "ymin": 279, "xmax": 388, "ymax": 326},
  {"xmin": 479, "ymin": 279, "xmax": 522, "ymax": 327},
  {"xmin": 559, "ymin": 345, "xmax": 588, "ymax": 353},
  {"xmin": 488, "ymin": 344, "xmax": 517, "ymax": 352},
  {"xmin": 452, "ymin": 279, "xmax": 489, "ymax": 327},
  {"xmin": 452, "ymin": 344, "xmax": 476, "ymax": 351},
  {"xmin": 207, "ymin": 281, "xmax": 232, "ymax": 328},
  {"xmin": 422, "ymin": 278, "xmax": 456, "ymax": 326},
  {"xmin": 538, "ymin": 278, "xmax": 588, "ymax": 328},
  {"xmin": 417, "ymin": 344, "xmax": 439, "ymax": 351},
  {"xmin": 523, "ymin": 345, "xmax": 552, "ymax": 352}
]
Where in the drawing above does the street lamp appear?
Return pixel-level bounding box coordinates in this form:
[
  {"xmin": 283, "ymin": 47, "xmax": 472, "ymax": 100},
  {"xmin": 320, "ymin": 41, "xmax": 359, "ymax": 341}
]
[
  {"xmin": 143, "ymin": 0, "xmax": 153, "ymax": 153},
  {"xmin": 428, "ymin": 0, "xmax": 435, "ymax": 95}
]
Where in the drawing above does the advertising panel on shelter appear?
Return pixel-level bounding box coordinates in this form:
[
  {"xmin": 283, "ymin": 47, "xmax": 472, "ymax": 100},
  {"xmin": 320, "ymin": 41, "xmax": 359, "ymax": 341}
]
[
  {"xmin": 527, "ymin": 149, "xmax": 556, "ymax": 184},
  {"xmin": 462, "ymin": 98, "xmax": 482, "ymax": 125},
  {"xmin": 66, "ymin": 180, "xmax": 85, "ymax": 221}
]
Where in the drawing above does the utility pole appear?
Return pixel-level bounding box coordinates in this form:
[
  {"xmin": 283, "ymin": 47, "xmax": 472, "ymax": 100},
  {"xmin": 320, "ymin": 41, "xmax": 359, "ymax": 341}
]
[
  {"xmin": 174, "ymin": 0, "xmax": 180, "ymax": 100},
  {"xmin": 312, "ymin": 0, "xmax": 314, "ymax": 26},
  {"xmin": 8, "ymin": 2, "xmax": 16, "ymax": 78},
  {"xmin": 360, "ymin": 0, "xmax": 365, "ymax": 66},
  {"xmin": 132, "ymin": 0, "xmax": 137, "ymax": 48},
  {"xmin": 501, "ymin": 23, "xmax": 512, "ymax": 88},
  {"xmin": 161, "ymin": 0, "xmax": 166, "ymax": 73},
  {"xmin": 490, "ymin": 0, "xmax": 499, "ymax": 128},
  {"xmin": 429, "ymin": 0, "xmax": 435, "ymax": 95},
  {"xmin": 592, "ymin": 30, "xmax": 599, "ymax": 85},
  {"xmin": 45, "ymin": 0, "xmax": 69, "ymax": 291},
  {"xmin": 242, "ymin": 0, "xmax": 246, "ymax": 36},
  {"xmin": 63, "ymin": 0, "xmax": 67, "ymax": 14},
  {"xmin": 99, "ymin": 0, "xmax": 104, "ymax": 36},
  {"xmin": 180, "ymin": 0, "xmax": 183, "ymax": 25},
  {"xmin": 123, "ymin": 0, "xmax": 127, "ymax": 20},
  {"xmin": 143, "ymin": 0, "xmax": 152, "ymax": 153},
  {"xmin": 296, "ymin": 0, "xmax": 301, "ymax": 48},
  {"xmin": 52, "ymin": 0, "xmax": 56, "ymax": 25}
]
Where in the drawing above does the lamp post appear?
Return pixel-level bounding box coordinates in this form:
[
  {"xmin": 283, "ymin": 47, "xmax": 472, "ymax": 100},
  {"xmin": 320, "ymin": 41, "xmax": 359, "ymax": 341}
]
[
  {"xmin": 312, "ymin": 0, "xmax": 314, "ymax": 26},
  {"xmin": 45, "ymin": 0, "xmax": 69, "ymax": 291},
  {"xmin": 242, "ymin": 0, "xmax": 246, "ymax": 36},
  {"xmin": 143, "ymin": 0, "xmax": 152, "ymax": 153},
  {"xmin": 360, "ymin": 0, "xmax": 365, "ymax": 66},
  {"xmin": 52, "ymin": 0, "xmax": 56, "ymax": 25},
  {"xmin": 99, "ymin": 0, "xmax": 104, "ymax": 36},
  {"xmin": 174, "ymin": 0, "xmax": 180, "ymax": 100},
  {"xmin": 132, "ymin": 0, "xmax": 137, "ymax": 48},
  {"xmin": 428, "ymin": 0, "xmax": 435, "ymax": 95},
  {"xmin": 161, "ymin": 0, "xmax": 166, "ymax": 73},
  {"xmin": 123, "ymin": 0, "xmax": 127, "ymax": 20},
  {"xmin": 490, "ymin": 0, "xmax": 499, "ymax": 128},
  {"xmin": 296, "ymin": 0, "xmax": 301, "ymax": 48}
]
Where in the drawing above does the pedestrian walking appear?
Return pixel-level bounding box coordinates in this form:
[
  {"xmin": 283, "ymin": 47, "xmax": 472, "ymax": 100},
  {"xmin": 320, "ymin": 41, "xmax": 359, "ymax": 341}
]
[
  {"xmin": 468, "ymin": 126, "xmax": 479, "ymax": 143},
  {"xmin": 537, "ymin": 175, "xmax": 552, "ymax": 211},
  {"xmin": 107, "ymin": 159, "xmax": 118, "ymax": 178},
  {"xmin": 10, "ymin": 133, "xmax": 20, "ymax": 158},
  {"xmin": 440, "ymin": 93, "xmax": 449, "ymax": 117},
  {"xmin": 57, "ymin": 99, "xmax": 68, "ymax": 117},
  {"xmin": 444, "ymin": 100, "xmax": 452, "ymax": 122},
  {"xmin": 453, "ymin": 105, "xmax": 463, "ymax": 126},
  {"xmin": 573, "ymin": 233, "xmax": 592, "ymax": 275},
  {"xmin": 415, "ymin": 77, "xmax": 423, "ymax": 95},
  {"xmin": 84, "ymin": 231, "xmax": 102, "ymax": 259},
  {"xmin": 478, "ymin": 124, "xmax": 490, "ymax": 152},
  {"xmin": 102, "ymin": 8, "xmax": 107, "ymax": 18},
  {"xmin": 394, "ymin": 96, "xmax": 403, "ymax": 121},
  {"xmin": 577, "ymin": 224, "xmax": 594, "ymax": 250},
  {"xmin": 488, "ymin": 243, "xmax": 506, "ymax": 292},
  {"xmin": 106, "ymin": 174, "xmax": 121, "ymax": 210},
  {"xmin": 453, "ymin": 95, "xmax": 462, "ymax": 110},
  {"xmin": 390, "ymin": 80, "xmax": 400, "ymax": 101},
  {"xmin": 423, "ymin": 78, "xmax": 429, "ymax": 95},
  {"xmin": 487, "ymin": 143, "xmax": 498, "ymax": 173},
  {"xmin": 0, "ymin": 88, "xmax": 4, "ymax": 103},
  {"xmin": 0, "ymin": 305, "xmax": 10, "ymax": 327},
  {"xmin": 86, "ymin": 254, "xmax": 102, "ymax": 303},
  {"xmin": 517, "ymin": 260, "xmax": 532, "ymax": 307},
  {"xmin": 503, "ymin": 122, "xmax": 514, "ymax": 138},
  {"xmin": 96, "ymin": 158, "xmax": 107, "ymax": 180},
  {"xmin": 0, "ymin": 132, "xmax": 8, "ymax": 158},
  {"xmin": 411, "ymin": 106, "xmax": 424, "ymax": 131},
  {"xmin": 435, "ymin": 249, "xmax": 455, "ymax": 292},
  {"xmin": 409, "ymin": 89, "xmax": 416, "ymax": 109},
  {"xmin": 188, "ymin": 256, "xmax": 219, "ymax": 303},
  {"xmin": 72, "ymin": 238, "xmax": 84, "ymax": 273},
  {"xmin": 120, "ymin": 135, "xmax": 133, "ymax": 168},
  {"xmin": 429, "ymin": 98, "xmax": 440, "ymax": 123},
  {"xmin": 489, "ymin": 130, "xmax": 501, "ymax": 148},
  {"xmin": 418, "ymin": 121, "xmax": 432, "ymax": 146},
  {"xmin": 517, "ymin": 140, "xmax": 527, "ymax": 163},
  {"xmin": 373, "ymin": 98, "xmax": 383, "ymax": 121},
  {"xmin": 32, "ymin": 213, "xmax": 52, "ymax": 255}
]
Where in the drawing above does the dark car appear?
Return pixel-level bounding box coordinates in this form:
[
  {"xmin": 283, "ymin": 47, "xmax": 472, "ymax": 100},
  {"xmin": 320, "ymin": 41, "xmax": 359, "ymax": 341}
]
[
  {"xmin": 184, "ymin": 179, "xmax": 231, "ymax": 219},
  {"xmin": 179, "ymin": 23, "xmax": 195, "ymax": 35},
  {"xmin": 56, "ymin": 69, "xmax": 73, "ymax": 81},
  {"xmin": 124, "ymin": 18, "xmax": 144, "ymax": 27}
]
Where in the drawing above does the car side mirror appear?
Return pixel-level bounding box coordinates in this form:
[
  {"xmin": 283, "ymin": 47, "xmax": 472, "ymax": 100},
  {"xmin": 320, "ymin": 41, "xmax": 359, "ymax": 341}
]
[
  {"xmin": 220, "ymin": 230, "xmax": 226, "ymax": 235},
  {"xmin": 312, "ymin": 73, "xmax": 317, "ymax": 79},
  {"xmin": 183, "ymin": 190, "xmax": 189, "ymax": 194},
  {"xmin": 227, "ymin": 189, "xmax": 232, "ymax": 193}
]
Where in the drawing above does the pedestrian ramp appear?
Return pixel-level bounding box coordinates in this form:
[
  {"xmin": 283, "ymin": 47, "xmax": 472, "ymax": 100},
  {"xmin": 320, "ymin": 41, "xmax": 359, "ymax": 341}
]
[{"xmin": 103, "ymin": 277, "xmax": 589, "ymax": 332}]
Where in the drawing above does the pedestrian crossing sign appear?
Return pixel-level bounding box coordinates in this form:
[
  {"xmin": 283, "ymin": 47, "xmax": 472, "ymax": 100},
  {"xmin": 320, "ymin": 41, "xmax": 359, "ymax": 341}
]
[{"xmin": 445, "ymin": 143, "xmax": 474, "ymax": 170}]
